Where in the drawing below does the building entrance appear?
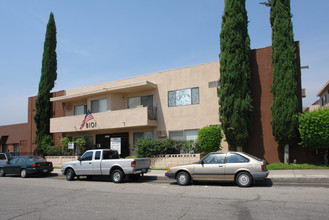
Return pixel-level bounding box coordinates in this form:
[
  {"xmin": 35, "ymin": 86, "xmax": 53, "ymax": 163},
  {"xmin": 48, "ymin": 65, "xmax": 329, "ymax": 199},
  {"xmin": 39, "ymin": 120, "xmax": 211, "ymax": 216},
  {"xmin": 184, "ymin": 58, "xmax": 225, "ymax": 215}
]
[{"xmin": 95, "ymin": 133, "xmax": 129, "ymax": 158}]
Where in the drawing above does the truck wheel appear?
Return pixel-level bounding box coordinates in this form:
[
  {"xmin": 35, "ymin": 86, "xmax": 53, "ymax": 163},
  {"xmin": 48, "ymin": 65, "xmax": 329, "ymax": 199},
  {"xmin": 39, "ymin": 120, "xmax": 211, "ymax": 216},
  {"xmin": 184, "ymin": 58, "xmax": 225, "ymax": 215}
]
[
  {"xmin": 236, "ymin": 172, "xmax": 252, "ymax": 187},
  {"xmin": 21, "ymin": 169, "xmax": 27, "ymax": 178},
  {"xmin": 66, "ymin": 169, "xmax": 75, "ymax": 181},
  {"xmin": 0, "ymin": 168, "xmax": 5, "ymax": 177},
  {"xmin": 176, "ymin": 171, "xmax": 190, "ymax": 186},
  {"xmin": 111, "ymin": 169, "xmax": 124, "ymax": 183}
]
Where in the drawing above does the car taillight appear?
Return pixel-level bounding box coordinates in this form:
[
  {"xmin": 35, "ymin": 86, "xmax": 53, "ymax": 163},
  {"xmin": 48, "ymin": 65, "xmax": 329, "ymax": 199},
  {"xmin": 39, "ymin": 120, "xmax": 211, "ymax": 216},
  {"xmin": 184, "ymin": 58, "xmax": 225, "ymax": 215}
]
[
  {"xmin": 131, "ymin": 161, "xmax": 136, "ymax": 167},
  {"xmin": 32, "ymin": 163, "xmax": 39, "ymax": 167},
  {"xmin": 261, "ymin": 165, "xmax": 266, "ymax": 172},
  {"xmin": 50, "ymin": 162, "xmax": 53, "ymax": 167}
]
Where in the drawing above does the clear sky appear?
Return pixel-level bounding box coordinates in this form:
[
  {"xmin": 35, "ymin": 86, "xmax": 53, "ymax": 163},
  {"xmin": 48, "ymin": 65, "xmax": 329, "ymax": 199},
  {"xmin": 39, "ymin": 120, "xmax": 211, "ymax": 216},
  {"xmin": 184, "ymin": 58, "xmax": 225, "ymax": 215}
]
[{"xmin": 1, "ymin": 0, "xmax": 328, "ymax": 125}]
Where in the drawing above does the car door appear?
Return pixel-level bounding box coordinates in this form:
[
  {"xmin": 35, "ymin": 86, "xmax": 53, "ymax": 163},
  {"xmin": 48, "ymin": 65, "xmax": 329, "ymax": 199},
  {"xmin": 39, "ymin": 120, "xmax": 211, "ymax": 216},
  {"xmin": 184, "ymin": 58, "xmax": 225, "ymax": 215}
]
[
  {"xmin": 4, "ymin": 157, "xmax": 19, "ymax": 174},
  {"xmin": 225, "ymin": 153, "xmax": 251, "ymax": 181},
  {"xmin": 192, "ymin": 153, "xmax": 226, "ymax": 181},
  {"xmin": 92, "ymin": 151, "xmax": 102, "ymax": 175},
  {"xmin": 75, "ymin": 151, "xmax": 94, "ymax": 175}
]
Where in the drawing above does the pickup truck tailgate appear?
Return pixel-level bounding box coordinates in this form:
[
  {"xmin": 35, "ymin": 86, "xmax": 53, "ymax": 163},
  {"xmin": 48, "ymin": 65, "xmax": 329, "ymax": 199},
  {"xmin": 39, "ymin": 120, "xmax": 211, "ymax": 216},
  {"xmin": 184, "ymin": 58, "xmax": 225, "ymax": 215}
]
[{"xmin": 134, "ymin": 158, "xmax": 151, "ymax": 169}]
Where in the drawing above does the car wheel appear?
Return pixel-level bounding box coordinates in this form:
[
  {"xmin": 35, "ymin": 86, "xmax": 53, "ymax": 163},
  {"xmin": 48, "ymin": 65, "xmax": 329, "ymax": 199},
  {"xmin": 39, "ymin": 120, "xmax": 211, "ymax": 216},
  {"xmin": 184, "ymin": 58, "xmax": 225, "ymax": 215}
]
[
  {"xmin": 21, "ymin": 169, "xmax": 27, "ymax": 178},
  {"xmin": 111, "ymin": 169, "xmax": 124, "ymax": 183},
  {"xmin": 0, "ymin": 168, "xmax": 5, "ymax": 177},
  {"xmin": 236, "ymin": 172, "xmax": 252, "ymax": 187},
  {"xmin": 176, "ymin": 171, "xmax": 190, "ymax": 186},
  {"xmin": 66, "ymin": 169, "xmax": 75, "ymax": 181}
]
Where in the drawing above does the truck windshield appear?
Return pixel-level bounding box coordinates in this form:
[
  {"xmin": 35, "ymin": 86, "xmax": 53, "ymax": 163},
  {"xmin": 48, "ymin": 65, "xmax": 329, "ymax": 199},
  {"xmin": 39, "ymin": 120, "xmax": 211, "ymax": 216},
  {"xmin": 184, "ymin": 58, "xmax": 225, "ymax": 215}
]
[{"xmin": 103, "ymin": 151, "xmax": 119, "ymax": 159}]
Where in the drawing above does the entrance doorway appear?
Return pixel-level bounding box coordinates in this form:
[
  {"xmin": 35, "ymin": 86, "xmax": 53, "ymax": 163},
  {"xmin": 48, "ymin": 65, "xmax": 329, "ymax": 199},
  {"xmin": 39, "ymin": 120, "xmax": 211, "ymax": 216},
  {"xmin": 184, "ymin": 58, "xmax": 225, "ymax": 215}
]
[{"xmin": 95, "ymin": 133, "xmax": 129, "ymax": 158}]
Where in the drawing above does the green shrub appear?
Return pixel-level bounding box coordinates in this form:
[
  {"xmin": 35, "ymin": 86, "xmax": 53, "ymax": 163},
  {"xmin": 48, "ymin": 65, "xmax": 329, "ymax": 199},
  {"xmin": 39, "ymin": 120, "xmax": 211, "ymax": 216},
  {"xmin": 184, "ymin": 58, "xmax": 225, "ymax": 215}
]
[
  {"xmin": 135, "ymin": 138, "xmax": 201, "ymax": 158},
  {"xmin": 197, "ymin": 125, "xmax": 223, "ymax": 153}
]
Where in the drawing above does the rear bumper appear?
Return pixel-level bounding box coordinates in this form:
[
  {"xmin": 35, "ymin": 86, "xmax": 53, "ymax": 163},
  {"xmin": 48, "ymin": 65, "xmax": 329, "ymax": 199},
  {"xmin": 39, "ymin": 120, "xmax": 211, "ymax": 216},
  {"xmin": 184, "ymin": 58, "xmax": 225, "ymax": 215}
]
[
  {"xmin": 27, "ymin": 167, "xmax": 54, "ymax": 175},
  {"xmin": 251, "ymin": 171, "xmax": 269, "ymax": 180}
]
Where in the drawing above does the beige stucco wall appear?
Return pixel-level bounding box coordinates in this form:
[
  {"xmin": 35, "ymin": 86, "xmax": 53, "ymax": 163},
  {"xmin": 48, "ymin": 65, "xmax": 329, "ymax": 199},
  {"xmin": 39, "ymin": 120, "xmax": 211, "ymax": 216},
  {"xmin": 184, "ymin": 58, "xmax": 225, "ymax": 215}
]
[{"xmin": 50, "ymin": 61, "xmax": 228, "ymax": 153}]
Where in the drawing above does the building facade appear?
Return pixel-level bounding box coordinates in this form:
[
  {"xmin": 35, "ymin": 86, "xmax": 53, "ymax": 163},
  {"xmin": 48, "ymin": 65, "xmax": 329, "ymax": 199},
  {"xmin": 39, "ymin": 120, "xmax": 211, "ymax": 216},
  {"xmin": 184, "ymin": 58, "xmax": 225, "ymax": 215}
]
[{"xmin": 49, "ymin": 62, "xmax": 227, "ymax": 157}]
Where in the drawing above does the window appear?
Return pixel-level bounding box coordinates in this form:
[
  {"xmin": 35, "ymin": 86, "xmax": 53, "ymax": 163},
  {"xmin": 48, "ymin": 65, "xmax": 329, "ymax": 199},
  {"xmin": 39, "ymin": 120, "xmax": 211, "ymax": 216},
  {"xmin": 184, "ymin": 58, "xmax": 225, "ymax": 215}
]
[
  {"xmin": 169, "ymin": 129, "xmax": 198, "ymax": 141},
  {"xmin": 103, "ymin": 151, "xmax": 119, "ymax": 159},
  {"xmin": 81, "ymin": 152, "xmax": 93, "ymax": 161},
  {"xmin": 227, "ymin": 154, "xmax": 249, "ymax": 163},
  {"xmin": 168, "ymin": 87, "xmax": 199, "ymax": 107},
  {"xmin": 203, "ymin": 154, "xmax": 225, "ymax": 164},
  {"xmin": 208, "ymin": 81, "xmax": 220, "ymax": 88},
  {"xmin": 74, "ymin": 105, "xmax": 87, "ymax": 115},
  {"xmin": 91, "ymin": 98, "xmax": 107, "ymax": 113},
  {"xmin": 128, "ymin": 95, "xmax": 153, "ymax": 108},
  {"xmin": 95, "ymin": 151, "xmax": 101, "ymax": 160},
  {"xmin": 133, "ymin": 132, "xmax": 154, "ymax": 144}
]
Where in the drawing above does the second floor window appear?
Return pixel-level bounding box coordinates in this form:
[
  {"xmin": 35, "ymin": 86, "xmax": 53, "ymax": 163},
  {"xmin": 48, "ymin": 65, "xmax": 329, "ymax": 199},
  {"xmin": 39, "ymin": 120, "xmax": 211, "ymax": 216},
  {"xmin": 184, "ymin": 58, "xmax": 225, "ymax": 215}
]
[
  {"xmin": 128, "ymin": 95, "xmax": 153, "ymax": 109},
  {"xmin": 168, "ymin": 87, "xmax": 199, "ymax": 107},
  {"xmin": 74, "ymin": 105, "xmax": 87, "ymax": 115},
  {"xmin": 91, "ymin": 98, "xmax": 108, "ymax": 113}
]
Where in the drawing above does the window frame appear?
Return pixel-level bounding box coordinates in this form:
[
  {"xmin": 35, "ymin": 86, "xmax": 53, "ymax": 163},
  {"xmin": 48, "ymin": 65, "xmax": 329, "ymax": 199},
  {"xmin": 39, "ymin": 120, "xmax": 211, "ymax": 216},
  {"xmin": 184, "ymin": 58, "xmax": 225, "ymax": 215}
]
[{"xmin": 168, "ymin": 87, "xmax": 199, "ymax": 107}]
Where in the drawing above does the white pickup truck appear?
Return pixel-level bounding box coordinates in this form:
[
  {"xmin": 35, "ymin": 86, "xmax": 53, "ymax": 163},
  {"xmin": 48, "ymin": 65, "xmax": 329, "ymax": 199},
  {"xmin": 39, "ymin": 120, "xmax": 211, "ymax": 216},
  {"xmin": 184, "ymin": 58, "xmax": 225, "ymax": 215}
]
[{"xmin": 61, "ymin": 149, "xmax": 150, "ymax": 183}]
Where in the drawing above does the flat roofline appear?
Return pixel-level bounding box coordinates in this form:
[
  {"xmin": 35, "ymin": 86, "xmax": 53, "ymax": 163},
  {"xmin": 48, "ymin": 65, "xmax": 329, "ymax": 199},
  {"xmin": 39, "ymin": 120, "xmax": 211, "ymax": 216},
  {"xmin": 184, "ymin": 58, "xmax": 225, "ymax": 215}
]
[
  {"xmin": 50, "ymin": 81, "xmax": 157, "ymax": 102},
  {"xmin": 316, "ymin": 80, "xmax": 329, "ymax": 97}
]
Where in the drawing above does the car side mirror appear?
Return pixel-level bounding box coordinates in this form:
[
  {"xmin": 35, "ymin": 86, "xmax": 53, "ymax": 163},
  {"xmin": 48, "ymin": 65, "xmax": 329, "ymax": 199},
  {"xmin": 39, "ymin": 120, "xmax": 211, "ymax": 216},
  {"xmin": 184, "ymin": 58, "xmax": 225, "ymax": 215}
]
[{"xmin": 78, "ymin": 157, "xmax": 82, "ymax": 161}]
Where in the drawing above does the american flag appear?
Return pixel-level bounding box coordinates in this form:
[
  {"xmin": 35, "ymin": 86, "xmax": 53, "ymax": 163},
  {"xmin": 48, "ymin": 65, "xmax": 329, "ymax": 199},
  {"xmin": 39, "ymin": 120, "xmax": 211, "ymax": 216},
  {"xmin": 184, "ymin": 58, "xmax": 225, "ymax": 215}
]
[{"xmin": 80, "ymin": 110, "xmax": 94, "ymax": 130}]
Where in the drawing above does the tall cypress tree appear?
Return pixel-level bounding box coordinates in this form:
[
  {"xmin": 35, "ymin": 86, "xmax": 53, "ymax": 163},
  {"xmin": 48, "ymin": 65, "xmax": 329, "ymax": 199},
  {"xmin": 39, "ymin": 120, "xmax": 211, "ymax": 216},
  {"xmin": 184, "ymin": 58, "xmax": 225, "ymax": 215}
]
[
  {"xmin": 218, "ymin": 0, "xmax": 253, "ymax": 150},
  {"xmin": 34, "ymin": 12, "xmax": 57, "ymax": 150},
  {"xmin": 270, "ymin": 0, "xmax": 298, "ymax": 163}
]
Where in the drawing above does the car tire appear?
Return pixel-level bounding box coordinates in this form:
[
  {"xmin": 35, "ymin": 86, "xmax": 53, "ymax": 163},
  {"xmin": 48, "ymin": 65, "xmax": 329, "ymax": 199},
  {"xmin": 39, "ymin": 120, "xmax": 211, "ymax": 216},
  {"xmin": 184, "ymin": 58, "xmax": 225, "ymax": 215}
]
[
  {"xmin": 176, "ymin": 171, "xmax": 190, "ymax": 186},
  {"xmin": 66, "ymin": 169, "xmax": 75, "ymax": 181},
  {"xmin": 21, "ymin": 169, "xmax": 27, "ymax": 178},
  {"xmin": 236, "ymin": 172, "xmax": 252, "ymax": 187},
  {"xmin": 111, "ymin": 169, "xmax": 124, "ymax": 183},
  {"xmin": 0, "ymin": 168, "xmax": 5, "ymax": 177}
]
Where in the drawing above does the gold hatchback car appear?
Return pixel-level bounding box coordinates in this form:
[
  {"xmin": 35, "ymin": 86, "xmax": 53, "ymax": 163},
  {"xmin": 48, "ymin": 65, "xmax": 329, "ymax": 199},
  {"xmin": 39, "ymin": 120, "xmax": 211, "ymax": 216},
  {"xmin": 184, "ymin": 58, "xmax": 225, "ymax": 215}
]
[{"xmin": 165, "ymin": 152, "xmax": 269, "ymax": 187}]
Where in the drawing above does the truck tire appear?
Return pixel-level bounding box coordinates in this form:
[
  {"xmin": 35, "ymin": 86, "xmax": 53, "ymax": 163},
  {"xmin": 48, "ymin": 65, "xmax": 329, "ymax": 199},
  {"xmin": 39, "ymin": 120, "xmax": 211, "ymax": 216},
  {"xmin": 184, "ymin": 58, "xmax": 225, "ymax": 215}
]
[
  {"xmin": 176, "ymin": 171, "xmax": 190, "ymax": 186},
  {"xmin": 236, "ymin": 172, "xmax": 252, "ymax": 187},
  {"xmin": 21, "ymin": 169, "xmax": 27, "ymax": 178},
  {"xmin": 0, "ymin": 168, "xmax": 5, "ymax": 177},
  {"xmin": 66, "ymin": 168, "xmax": 75, "ymax": 181},
  {"xmin": 111, "ymin": 169, "xmax": 124, "ymax": 183}
]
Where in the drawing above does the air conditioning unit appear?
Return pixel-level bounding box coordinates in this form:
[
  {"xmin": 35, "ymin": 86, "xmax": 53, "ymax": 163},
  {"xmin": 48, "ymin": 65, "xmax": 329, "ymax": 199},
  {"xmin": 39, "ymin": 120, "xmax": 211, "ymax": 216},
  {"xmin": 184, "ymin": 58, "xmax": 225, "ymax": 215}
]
[{"xmin": 157, "ymin": 130, "xmax": 167, "ymax": 138}]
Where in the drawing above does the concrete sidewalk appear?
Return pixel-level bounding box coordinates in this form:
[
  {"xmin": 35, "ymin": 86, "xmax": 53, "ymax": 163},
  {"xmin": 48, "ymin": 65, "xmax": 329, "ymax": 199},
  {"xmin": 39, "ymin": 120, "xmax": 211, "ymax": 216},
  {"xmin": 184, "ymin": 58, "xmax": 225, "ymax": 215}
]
[{"xmin": 54, "ymin": 169, "xmax": 329, "ymax": 185}]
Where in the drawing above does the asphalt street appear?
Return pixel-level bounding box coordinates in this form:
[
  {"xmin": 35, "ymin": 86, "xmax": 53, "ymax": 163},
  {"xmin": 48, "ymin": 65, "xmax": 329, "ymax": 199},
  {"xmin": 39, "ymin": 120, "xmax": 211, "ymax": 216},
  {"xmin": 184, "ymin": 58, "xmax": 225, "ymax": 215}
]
[{"xmin": 1, "ymin": 174, "xmax": 329, "ymax": 220}]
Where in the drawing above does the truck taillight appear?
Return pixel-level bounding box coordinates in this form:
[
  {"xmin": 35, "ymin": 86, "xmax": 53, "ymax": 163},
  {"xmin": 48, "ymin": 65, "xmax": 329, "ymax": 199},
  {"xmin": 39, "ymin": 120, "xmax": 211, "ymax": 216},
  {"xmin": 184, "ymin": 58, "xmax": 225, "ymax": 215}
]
[{"xmin": 131, "ymin": 161, "xmax": 136, "ymax": 167}]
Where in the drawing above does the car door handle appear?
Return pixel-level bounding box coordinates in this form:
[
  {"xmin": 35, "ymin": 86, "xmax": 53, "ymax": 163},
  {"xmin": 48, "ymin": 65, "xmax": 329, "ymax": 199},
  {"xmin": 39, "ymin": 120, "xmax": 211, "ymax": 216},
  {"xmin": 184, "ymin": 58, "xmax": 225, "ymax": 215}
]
[
  {"xmin": 218, "ymin": 165, "xmax": 223, "ymax": 167},
  {"xmin": 89, "ymin": 162, "xmax": 91, "ymax": 164}
]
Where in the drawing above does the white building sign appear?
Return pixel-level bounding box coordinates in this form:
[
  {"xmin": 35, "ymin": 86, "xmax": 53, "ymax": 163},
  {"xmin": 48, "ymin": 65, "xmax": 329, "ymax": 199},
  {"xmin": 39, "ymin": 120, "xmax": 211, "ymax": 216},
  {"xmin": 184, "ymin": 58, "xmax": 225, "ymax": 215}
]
[{"xmin": 111, "ymin": 138, "xmax": 121, "ymax": 154}]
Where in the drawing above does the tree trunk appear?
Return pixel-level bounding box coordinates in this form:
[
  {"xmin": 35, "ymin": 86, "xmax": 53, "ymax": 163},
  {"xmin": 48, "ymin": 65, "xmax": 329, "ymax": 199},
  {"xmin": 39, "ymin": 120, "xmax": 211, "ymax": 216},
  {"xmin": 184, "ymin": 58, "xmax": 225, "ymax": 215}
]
[{"xmin": 284, "ymin": 144, "xmax": 289, "ymax": 165}]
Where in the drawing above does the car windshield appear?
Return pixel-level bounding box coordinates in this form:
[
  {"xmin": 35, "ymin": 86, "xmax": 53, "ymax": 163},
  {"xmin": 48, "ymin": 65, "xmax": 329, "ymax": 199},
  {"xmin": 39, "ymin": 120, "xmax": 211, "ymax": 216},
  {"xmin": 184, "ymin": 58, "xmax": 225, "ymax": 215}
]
[{"xmin": 27, "ymin": 157, "xmax": 46, "ymax": 162}]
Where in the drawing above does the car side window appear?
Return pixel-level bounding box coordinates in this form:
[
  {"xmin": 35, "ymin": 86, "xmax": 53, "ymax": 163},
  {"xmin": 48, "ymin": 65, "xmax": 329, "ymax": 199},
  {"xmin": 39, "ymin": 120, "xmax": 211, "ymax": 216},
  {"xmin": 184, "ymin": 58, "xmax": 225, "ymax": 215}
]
[
  {"xmin": 17, "ymin": 158, "xmax": 26, "ymax": 164},
  {"xmin": 81, "ymin": 152, "xmax": 93, "ymax": 161},
  {"xmin": 10, "ymin": 158, "xmax": 19, "ymax": 164},
  {"xmin": 227, "ymin": 154, "xmax": 249, "ymax": 163},
  {"xmin": 203, "ymin": 154, "xmax": 225, "ymax": 164},
  {"xmin": 95, "ymin": 151, "xmax": 101, "ymax": 160}
]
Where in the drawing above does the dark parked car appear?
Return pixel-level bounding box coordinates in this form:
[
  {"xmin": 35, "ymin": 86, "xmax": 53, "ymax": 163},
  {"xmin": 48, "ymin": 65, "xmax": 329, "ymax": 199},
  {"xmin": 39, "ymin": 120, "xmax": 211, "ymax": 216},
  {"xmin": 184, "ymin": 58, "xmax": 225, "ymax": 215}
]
[{"xmin": 0, "ymin": 156, "xmax": 53, "ymax": 178}]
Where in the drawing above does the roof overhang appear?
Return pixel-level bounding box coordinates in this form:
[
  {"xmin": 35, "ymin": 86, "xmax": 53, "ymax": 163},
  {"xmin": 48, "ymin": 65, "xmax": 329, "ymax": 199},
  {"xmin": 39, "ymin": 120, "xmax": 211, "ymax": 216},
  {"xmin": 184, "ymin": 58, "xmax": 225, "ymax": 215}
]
[
  {"xmin": 50, "ymin": 81, "xmax": 157, "ymax": 102},
  {"xmin": 317, "ymin": 80, "xmax": 329, "ymax": 97}
]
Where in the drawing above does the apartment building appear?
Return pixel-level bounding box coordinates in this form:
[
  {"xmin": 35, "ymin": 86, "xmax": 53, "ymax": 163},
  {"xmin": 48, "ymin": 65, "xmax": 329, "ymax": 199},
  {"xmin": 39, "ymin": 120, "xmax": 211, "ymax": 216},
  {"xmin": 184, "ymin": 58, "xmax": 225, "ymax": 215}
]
[{"xmin": 49, "ymin": 62, "xmax": 226, "ymax": 157}]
